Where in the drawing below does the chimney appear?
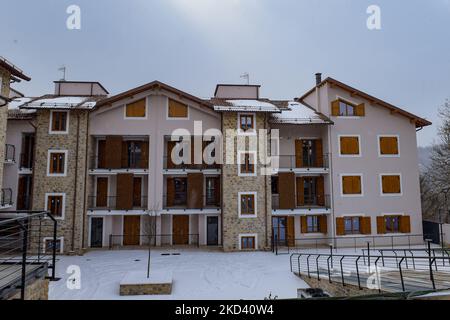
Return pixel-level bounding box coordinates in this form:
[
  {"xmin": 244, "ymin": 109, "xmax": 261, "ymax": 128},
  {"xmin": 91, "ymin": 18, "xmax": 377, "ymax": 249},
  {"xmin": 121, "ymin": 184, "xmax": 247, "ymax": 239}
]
[{"xmin": 315, "ymin": 73, "xmax": 322, "ymax": 86}]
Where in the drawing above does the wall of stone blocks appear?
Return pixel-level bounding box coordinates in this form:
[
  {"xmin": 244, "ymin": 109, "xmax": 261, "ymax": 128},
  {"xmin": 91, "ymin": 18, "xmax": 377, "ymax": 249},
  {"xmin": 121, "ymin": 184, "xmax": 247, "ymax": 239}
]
[{"xmin": 0, "ymin": 68, "xmax": 11, "ymax": 191}]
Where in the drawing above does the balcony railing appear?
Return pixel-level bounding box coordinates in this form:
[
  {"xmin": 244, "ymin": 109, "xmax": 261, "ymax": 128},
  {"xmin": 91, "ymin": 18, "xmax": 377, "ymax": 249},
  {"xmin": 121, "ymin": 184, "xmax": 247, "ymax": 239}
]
[
  {"xmin": 1, "ymin": 188, "xmax": 13, "ymax": 207},
  {"xmin": 272, "ymin": 194, "xmax": 330, "ymax": 210},
  {"xmin": 19, "ymin": 153, "xmax": 33, "ymax": 169},
  {"xmin": 90, "ymin": 156, "xmax": 149, "ymax": 170},
  {"xmin": 163, "ymin": 156, "xmax": 220, "ymax": 170},
  {"xmin": 4, "ymin": 144, "xmax": 15, "ymax": 163},
  {"xmin": 88, "ymin": 196, "xmax": 148, "ymax": 210},
  {"xmin": 163, "ymin": 195, "xmax": 220, "ymax": 210},
  {"xmin": 275, "ymin": 154, "xmax": 329, "ymax": 170}
]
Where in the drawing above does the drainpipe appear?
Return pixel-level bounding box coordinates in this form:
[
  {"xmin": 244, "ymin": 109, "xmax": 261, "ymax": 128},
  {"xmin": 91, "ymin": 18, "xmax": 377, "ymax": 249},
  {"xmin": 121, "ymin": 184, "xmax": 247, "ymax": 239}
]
[
  {"xmin": 264, "ymin": 112, "xmax": 269, "ymax": 249},
  {"xmin": 71, "ymin": 111, "xmax": 80, "ymax": 253},
  {"xmin": 220, "ymin": 112, "xmax": 224, "ymax": 248}
]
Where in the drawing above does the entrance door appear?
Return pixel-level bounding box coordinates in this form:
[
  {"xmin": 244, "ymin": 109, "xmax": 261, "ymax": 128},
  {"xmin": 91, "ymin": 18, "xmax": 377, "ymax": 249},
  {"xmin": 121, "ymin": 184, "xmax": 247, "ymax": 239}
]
[
  {"xmin": 272, "ymin": 217, "xmax": 287, "ymax": 246},
  {"xmin": 96, "ymin": 177, "xmax": 108, "ymax": 207},
  {"xmin": 207, "ymin": 216, "xmax": 219, "ymax": 246},
  {"xmin": 123, "ymin": 216, "xmax": 141, "ymax": 245},
  {"xmin": 90, "ymin": 217, "xmax": 103, "ymax": 248},
  {"xmin": 172, "ymin": 215, "xmax": 189, "ymax": 245}
]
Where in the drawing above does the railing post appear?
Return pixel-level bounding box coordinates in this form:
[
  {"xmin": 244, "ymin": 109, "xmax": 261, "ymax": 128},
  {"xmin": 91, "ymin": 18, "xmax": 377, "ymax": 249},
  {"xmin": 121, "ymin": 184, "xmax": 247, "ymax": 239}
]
[
  {"xmin": 275, "ymin": 235, "xmax": 278, "ymax": 255},
  {"xmin": 326, "ymin": 256, "xmax": 332, "ymax": 283},
  {"xmin": 367, "ymin": 241, "xmax": 371, "ymax": 272},
  {"xmin": 355, "ymin": 256, "xmax": 361, "ymax": 290},
  {"xmin": 316, "ymin": 255, "xmax": 321, "ymax": 281},
  {"xmin": 340, "ymin": 256, "xmax": 345, "ymax": 286},
  {"xmin": 306, "ymin": 254, "xmax": 311, "ymax": 278},
  {"xmin": 51, "ymin": 217, "xmax": 57, "ymax": 280},
  {"xmin": 329, "ymin": 244, "xmax": 333, "ymax": 269},
  {"xmin": 19, "ymin": 220, "xmax": 28, "ymax": 300},
  {"xmin": 427, "ymin": 239, "xmax": 436, "ymax": 290},
  {"xmin": 391, "ymin": 236, "xmax": 394, "ymax": 250},
  {"xmin": 398, "ymin": 257, "xmax": 405, "ymax": 292}
]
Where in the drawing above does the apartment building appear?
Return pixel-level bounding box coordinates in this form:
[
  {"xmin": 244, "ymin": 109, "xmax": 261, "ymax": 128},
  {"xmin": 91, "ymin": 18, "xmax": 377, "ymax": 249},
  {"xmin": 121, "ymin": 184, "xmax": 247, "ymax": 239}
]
[{"xmin": 1, "ymin": 74, "xmax": 431, "ymax": 253}]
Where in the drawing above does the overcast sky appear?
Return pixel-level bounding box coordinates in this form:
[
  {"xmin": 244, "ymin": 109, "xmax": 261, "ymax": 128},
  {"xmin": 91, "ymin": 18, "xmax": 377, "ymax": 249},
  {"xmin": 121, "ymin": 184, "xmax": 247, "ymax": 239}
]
[{"xmin": 2, "ymin": 0, "xmax": 449, "ymax": 146}]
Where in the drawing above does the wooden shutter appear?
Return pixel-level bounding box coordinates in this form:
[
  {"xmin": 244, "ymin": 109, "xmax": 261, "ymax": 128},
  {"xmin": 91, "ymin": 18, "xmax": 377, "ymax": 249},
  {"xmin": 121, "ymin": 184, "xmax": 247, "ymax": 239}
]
[
  {"xmin": 315, "ymin": 139, "xmax": 323, "ymax": 167},
  {"xmin": 105, "ymin": 136, "xmax": 122, "ymax": 169},
  {"xmin": 167, "ymin": 141, "xmax": 176, "ymax": 169},
  {"xmin": 121, "ymin": 141, "xmax": 129, "ymax": 168},
  {"xmin": 400, "ymin": 216, "xmax": 411, "ymax": 233},
  {"xmin": 187, "ymin": 173, "xmax": 203, "ymax": 209},
  {"xmin": 352, "ymin": 176, "xmax": 361, "ymax": 194},
  {"xmin": 340, "ymin": 137, "xmax": 359, "ymax": 155},
  {"xmin": 336, "ymin": 217, "xmax": 345, "ymax": 236},
  {"xmin": 141, "ymin": 141, "xmax": 149, "ymax": 168},
  {"xmin": 296, "ymin": 177, "xmax": 304, "ymax": 206},
  {"xmin": 133, "ymin": 177, "xmax": 142, "ymax": 207},
  {"xmin": 331, "ymin": 100, "xmax": 340, "ymax": 116},
  {"xmin": 166, "ymin": 178, "xmax": 175, "ymax": 207},
  {"xmin": 360, "ymin": 217, "xmax": 371, "ymax": 235},
  {"xmin": 278, "ymin": 172, "xmax": 296, "ymax": 209},
  {"xmin": 342, "ymin": 176, "xmax": 353, "ymax": 194},
  {"xmin": 96, "ymin": 177, "xmax": 108, "ymax": 207},
  {"xmin": 380, "ymin": 137, "xmax": 398, "ymax": 155},
  {"xmin": 316, "ymin": 176, "xmax": 325, "ymax": 206},
  {"xmin": 116, "ymin": 173, "xmax": 133, "ymax": 210},
  {"xmin": 295, "ymin": 140, "xmax": 303, "ymax": 168},
  {"xmin": 301, "ymin": 216, "xmax": 307, "ymax": 234},
  {"xmin": 377, "ymin": 216, "xmax": 386, "ymax": 234},
  {"xmin": 287, "ymin": 216, "xmax": 295, "ymax": 246},
  {"xmin": 126, "ymin": 99, "xmax": 146, "ymax": 117},
  {"xmin": 319, "ymin": 215, "xmax": 328, "ymax": 234},
  {"xmin": 355, "ymin": 103, "xmax": 365, "ymax": 116},
  {"xmin": 382, "ymin": 175, "xmax": 401, "ymax": 194},
  {"xmin": 214, "ymin": 177, "xmax": 221, "ymax": 206},
  {"xmin": 168, "ymin": 99, "xmax": 188, "ymax": 118},
  {"xmin": 97, "ymin": 140, "xmax": 106, "ymax": 169}
]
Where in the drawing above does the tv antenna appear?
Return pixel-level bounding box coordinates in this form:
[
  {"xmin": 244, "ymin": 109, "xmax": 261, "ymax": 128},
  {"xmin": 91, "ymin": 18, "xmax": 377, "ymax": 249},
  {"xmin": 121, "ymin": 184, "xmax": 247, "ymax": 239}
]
[
  {"xmin": 240, "ymin": 72, "xmax": 250, "ymax": 85},
  {"xmin": 58, "ymin": 65, "xmax": 67, "ymax": 81}
]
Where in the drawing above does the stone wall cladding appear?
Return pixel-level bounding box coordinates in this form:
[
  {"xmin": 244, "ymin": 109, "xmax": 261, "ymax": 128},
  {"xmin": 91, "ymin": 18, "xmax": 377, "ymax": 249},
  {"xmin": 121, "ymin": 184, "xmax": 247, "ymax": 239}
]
[
  {"xmin": 0, "ymin": 68, "xmax": 11, "ymax": 191},
  {"xmin": 9, "ymin": 277, "xmax": 49, "ymax": 300},
  {"xmin": 31, "ymin": 109, "xmax": 89, "ymax": 254},
  {"xmin": 120, "ymin": 283, "xmax": 172, "ymax": 295},
  {"xmin": 222, "ymin": 112, "xmax": 272, "ymax": 251}
]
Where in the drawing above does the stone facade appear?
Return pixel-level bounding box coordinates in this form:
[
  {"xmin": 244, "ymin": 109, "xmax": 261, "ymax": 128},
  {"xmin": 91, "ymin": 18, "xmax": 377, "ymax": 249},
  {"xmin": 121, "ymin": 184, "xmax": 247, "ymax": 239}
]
[
  {"xmin": 120, "ymin": 282, "xmax": 172, "ymax": 295},
  {"xmin": 0, "ymin": 68, "xmax": 11, "ymax": 191},
  {"xmin": 9, "ymin": 277, "xmax": 49, "ymax": 300},
  {"xmin": 31, "ymin": 109, "xmax": 89, "ymax": 254},
  {"xmin": 221, "ymin": 112, "xmax": 272, "ymax": 251}
]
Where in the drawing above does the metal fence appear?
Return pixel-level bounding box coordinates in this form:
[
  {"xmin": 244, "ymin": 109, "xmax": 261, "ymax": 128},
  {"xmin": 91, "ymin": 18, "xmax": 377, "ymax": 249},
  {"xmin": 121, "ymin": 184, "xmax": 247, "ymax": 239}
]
[
  {"xmin": 162, "ymin": 195, "xmax": 220, "ymax": 210},
  {"xmin": 0, "ymin": 211, "xmax": 58, "ymax": 300},
  {"xmin": 88, "ymin": 196, "xmax": 148, "ymax": 210},
  {"xmin": 272, "ymin": 194, "xmax": 331, "ymax": 210},
  {"xmin": 276, "ymin": 154, "xmax": 329, "ymax": 170}
]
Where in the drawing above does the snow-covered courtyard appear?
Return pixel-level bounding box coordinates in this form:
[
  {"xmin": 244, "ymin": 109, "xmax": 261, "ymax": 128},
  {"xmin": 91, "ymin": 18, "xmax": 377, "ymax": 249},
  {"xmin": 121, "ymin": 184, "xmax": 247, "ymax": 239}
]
[{"xmin": 49, "ymin": 249, "xmax": 308, "ymax": 300}]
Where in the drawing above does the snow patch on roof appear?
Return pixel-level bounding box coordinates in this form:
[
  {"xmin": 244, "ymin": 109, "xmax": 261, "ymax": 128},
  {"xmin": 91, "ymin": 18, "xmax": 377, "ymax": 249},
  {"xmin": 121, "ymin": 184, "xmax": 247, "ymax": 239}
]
[
  {"xmin": 21, "ymin": 96, "xmax": 97, "ymax": 109},
  {"xmin": 213, "ymin": 99, "xmax": 280, "ymax": 112},
  {"xmin": 8, "ymin": 97, "xmax": 32, "ymax": 110},
  {"xmin": 270, "ymin": 101, "xmax": 330, "ymax": 124}
]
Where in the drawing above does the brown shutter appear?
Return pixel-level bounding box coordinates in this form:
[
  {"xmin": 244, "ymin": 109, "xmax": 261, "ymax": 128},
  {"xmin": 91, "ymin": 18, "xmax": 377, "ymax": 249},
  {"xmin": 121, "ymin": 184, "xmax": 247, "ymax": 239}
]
[
  {"xmin": 133, "ymin": 177, "xmax": 142, "ymax": 207},
  {"xmin": 167, "ymin": 141, "xmax": 176, "ymax": 169},
  {"xmin": 295, "ymin": 140, "xmax": 303, "ymax": 168},
  {"xmin": 355, "ymin": 103, "xmax": 365, "ymax": 116},
  {"xmin": 278, "ymin": 172, "xmax": 296, "ymax": 209},
  {"xmin": 301, "ymin": 216, "xmax": 307, "ymax": 234},
  {"xmin": 296, "ymin": 177, "xmax": 304, "ymax": 206},
  {"xmin": 331, "ymin": 100, "xmax": 340, "ymax": 116},
  {"xmin": 315, "ymin": 139, "xmax": 323, "ymax": 167},
  {"xmin": 400, "ymin": 216, "xmax": 411, "ymax": 233},
  {"xmin": 105, "ymin": 136, "xmax": 122, "ymax": 169},
  {"xmin": 336, "ymin": 217, "xmax": 345, "ymax": 236},
  {"xmin": 187, "ymin": 173, "xmax": 203, "ymax": 209},
  {"xmin": 360, "ymin": 217, "xmax": 371, "ymax": 235},
  {"xmin": 166, "ymin": 178, "xmax": 175, "ymax": 207},
  {"xmin": 319, "ymin": 215, "xmax": 328, "ymax": 234},
  {"xmin": 380, "ymin": 137, "xmax": 398, "ymax": 155},
  {"xmin": 348, "ymin": 137, "xmax": 359, "ymax": 154},
  {"xmin": 141, "ymin": 141, "xmax": 149, "ymax": 169},
  {"xmin": 96, "ymin": 177, "xmax": 108, "ymax": 207},
  {"xmin": 382, "ymin": 175, "xmax": 401, "ymax": 194},
  {"xmin": 287, "ymin": 216, "xmax": 295, "ymax": 246},
  {"xmin": 97, "ymin": 140, "xmax": 106, "ymax": 169},
  {"xmin": 342, "ymin": 176, "xmax": 353, "ymax": 194},
  {"xmin": 214, "ymin": 177, "xmax": 221, "ymax": 206},
  {"xmin": 116, "ymin": 173, "xmax": 133, "ymax": 210},
  {"xmin": 121, "ymin": 141, "xmax": 129, "ymax": 168},
  {"xmin": 377, "ymin": 216, "xmax": 386, "ymax": 234},
  {"xmin": 352, "ymin": 176, "xmax": 361, "ymax": 194},
  {"xmin": 316, "ymin": 176, "xmax": 325, "ymax": 206}
]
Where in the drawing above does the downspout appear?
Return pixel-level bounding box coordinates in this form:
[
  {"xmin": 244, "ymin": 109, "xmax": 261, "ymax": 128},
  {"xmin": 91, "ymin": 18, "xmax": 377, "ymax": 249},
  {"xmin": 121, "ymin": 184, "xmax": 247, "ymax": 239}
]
[
  {"xmin": 71, "ymin": 111, "xmax": 80, "ymax": 253},
  {"xmin": 264, "ymin": 112, "xmax": 268, "ymax": 249},
  {"xmin": 81, "ymin": 112, "xmax": 89, "ymax": 250},
  {"xmin": 220, "ymin": 112, "xmax": 224, "ymax": 248}
]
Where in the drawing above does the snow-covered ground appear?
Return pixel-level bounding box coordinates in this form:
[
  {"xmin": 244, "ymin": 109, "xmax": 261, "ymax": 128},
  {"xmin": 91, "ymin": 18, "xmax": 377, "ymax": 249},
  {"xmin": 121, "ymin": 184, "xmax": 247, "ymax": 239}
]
[{"xmin": 49, "ymin": 249, "xmax": 308, "ymax": 300}]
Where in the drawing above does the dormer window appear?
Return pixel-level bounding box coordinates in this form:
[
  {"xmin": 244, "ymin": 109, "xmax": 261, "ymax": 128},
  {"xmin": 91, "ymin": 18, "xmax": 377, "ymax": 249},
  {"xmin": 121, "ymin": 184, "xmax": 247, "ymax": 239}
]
[
  {"xmin": 331, "ymin": 99, "xmax": 365, "ymax": 117},
  {"xmin": 339, "ymin": 100, "xmax": 355, "ymax": 116},
  {"xmin": 239, "ymin": 114, "xmax": 254, "ymax": 132}
]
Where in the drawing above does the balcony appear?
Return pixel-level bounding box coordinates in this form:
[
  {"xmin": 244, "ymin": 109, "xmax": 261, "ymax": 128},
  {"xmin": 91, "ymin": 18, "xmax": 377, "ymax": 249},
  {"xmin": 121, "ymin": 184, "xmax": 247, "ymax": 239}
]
[
  {"xmin": 90, "ymin": 155, "xmax": 149, "ymax": 173},
  {"xmin": 4, "ymin": 144, "xmax": 15, "ymax": 164},
  {"xmin": 163, "ymin": 156, "xmax": 220, "ymax": 172},
  {"xmin": 88, "ymin": 196, "xmax": 148, "ymax": 211},
  {"xmin": 272, "ymin": 194, "xmax": 330, "ymax": 213},
  {"xmin": 162, "ymin": 195, "xmax": 220, "ymax": 212},
  {"xmin": 275, "ymin": 154, "xmax": 329, "ymax": 173},
  {"xmin": 1, "ymin": 188, "xmax": 13, "ymax": 208}
]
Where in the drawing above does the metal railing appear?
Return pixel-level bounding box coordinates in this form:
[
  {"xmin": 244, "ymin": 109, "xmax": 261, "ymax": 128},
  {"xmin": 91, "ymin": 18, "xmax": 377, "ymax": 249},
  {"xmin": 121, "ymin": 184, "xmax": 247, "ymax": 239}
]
[
  {"xmin": 276, "ymin": 154, "xmax": 329, "ymax": 170},
  {"xmin": 109, "ymin": 234, "xmax": 200, "ymax": 249},
  {"xmin": 0, "ymin": 211, "xmax": 58, "ymax": 300},
  {"xmin": 162, "ymin": 195, "xmax": 220, "ymax": 210},
  {"xmin": 4, "ymin": 144, "xmax": 15, "ymax": 163},
  {"xmin": 163, "ymin": 156, "xmax": 220, "ymax": 170},
  {"xmin": 272, "ymin": 234, "xmax": 429, "ymax": 255},
  {"xmin": 272, "ymin": 194, "xmax": 331, "ymax": 210},
  {"xmin": 89, "ymin": 155, "xmax": 149, "ymax": 170},
  {"xmin": 19, "ymin": 153, "xmax": 33, "ymax": 169},
  {"xmin": 88, "ymin": 196, "xmax": 148, "ymax": 210},
  {"xmin": 1, "ymin": 189, "xmax": 13, "ymax": 207}
]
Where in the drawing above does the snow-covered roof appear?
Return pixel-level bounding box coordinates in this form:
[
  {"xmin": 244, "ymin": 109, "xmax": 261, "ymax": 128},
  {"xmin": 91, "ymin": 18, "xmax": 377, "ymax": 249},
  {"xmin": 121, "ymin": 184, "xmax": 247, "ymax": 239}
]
[
  {"xmin": 7, "ymin": 97, "xmax": 36, "ymax": 119},
  {"xmin": 270, "ymin": 101, "xmax": 332, "ymax": 125},
  {"xmin": 8, "ymin": 97, "xmax": 32, "ymax": 110},
  {"xmin": 213, "ymin": 99, "xmax": 280, "ymax": 112},
  {"xmin": 20, "ymin": 96, "xmax": 98, "ymax": 110}
]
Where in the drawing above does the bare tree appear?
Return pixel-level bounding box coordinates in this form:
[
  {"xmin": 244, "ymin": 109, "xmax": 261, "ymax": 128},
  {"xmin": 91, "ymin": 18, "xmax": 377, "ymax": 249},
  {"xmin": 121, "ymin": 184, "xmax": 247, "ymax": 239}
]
[{"xmin": 143, "ymin": 204, "xmax": 158, "ymax": 278}]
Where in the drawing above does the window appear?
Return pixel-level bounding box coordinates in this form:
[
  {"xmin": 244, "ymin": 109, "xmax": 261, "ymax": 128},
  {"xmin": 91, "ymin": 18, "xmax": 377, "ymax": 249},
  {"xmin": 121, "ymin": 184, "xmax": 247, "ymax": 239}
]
[
  {"xmin": 173, "ymin": 178, "xmax": 187, "ymax": 205},
  {"xmin": 341, "ymin": 175, "xmax": 362, "ymax": 196},
  {"xmin": 303, "ymin": 177, "xmax": 318, "ymax": 205},
  {"xmin": 43, "ymin": 237, "xmax": 63, "ymax": 253},
  {"xmin": 381, "ymin": 174, "xmax": 402, "ymax": 195},
  {"xmin": 125, "ymin": 98, "xmax": 146, "ymax": 118},
  {"xmin": 205, "ymin": 177, "xmax": 219, "ymax": 206},
  {"xmin": 239, "ymin": 114, "xmax": 254, "ymax": 132},
  {"xmin": 238, "ymin": 152, "xmax": 256, "ymax": 175},
  {"xmin": 50, "ymin": 111, "xmax": 69, "ymax": 134},
  {"xmin": 240, "ymin": 235, "xmax": 256, "ymax": 250},
  {"xmin": 47, "ymin": 150, "xmax": 67, "ymax": 176},
  {"xmin": 339, "ymin": 100, "xmax": 355, "ymax": 116},
  {"xmin": 239, "ymin": 193, "xmax": 256, "ymax": 217},
  {"xmin": 331, "ymin": 99, "xmax": 365, "ymax": 117},
  {"xmin": 379, "ymin": 136, "xmax": 399, "ymax": 156},
  {"xmin": 168, "ymin": 98, "xmax": 188, "ymax": 118},
  {"xmin": 125, "ymin": 141, "xmax": 142, "ymax": 168},
  {"xmin": 339, "ymin": 136, "xmax": 360, "ymax": 156},
  {"xmin": 385, "ymin": 216, "xmax": 401, "ymax": 233},
  {"xmin": 306, "ymin": 216, "xmax": 320, "ymax": 233},
  {"xmin": 301, "ymin": 140, "xmax": 317, "ymax": 167},
  {"xmin": 45, "ymin": 193, "xmax": 65, "ymax": 219},
  {"xmin": 344, "ymin": 217, "xmax": 361, "ymax": 235}
]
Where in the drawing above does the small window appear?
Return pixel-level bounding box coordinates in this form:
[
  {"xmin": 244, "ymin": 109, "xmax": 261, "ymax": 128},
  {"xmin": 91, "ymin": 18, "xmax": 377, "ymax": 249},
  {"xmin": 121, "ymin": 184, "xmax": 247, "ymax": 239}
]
[
  {"xmin": 340, "ymin": 136, "xmax": 360, "ymax": 155},
  {"xmin": 168, "ymin": 99, "xmax": 188, "ymax": 118},
  {"xmin": 50, "ymin": 111, "xmax": 68, "ymax": 133},
  {"xmin": 385, "ymin": 216, "xmax": 401, "ymax": 233},
  {"xmin": 241, "ymin": 236, "xmax": 256, "ymax": 249},
  {"xmin": 342, "ymin": 175, "xmax": 362, "ymax": 195},
  {"xmin": 46, "ymin": 195, "xmax": 64, "ymax": 218},
  {"xmin": 239, "ymin": 152, "xmax": 255, "ymax": 175},
  {"xmin": 381, "ymin": 175, "xmax": 401, "ymax": 194},
  {"xmin": 339, "ymin": 100, "xmax": 355, "ymax": 116},
  {"xmin": 48, "ymin": 151, "xmax": 66, "ymax": 175},
  {"xmin": 125, "ymin": 99, "xmax": 146, "ymax": 118},
  {"xmin": 240, "ymin": 193, "xmax": 256, "ymax": 216},
  {"xmin": 44, "ymin": 238, "xmax": 63, "ymax": 253},
  {"xmin": 379, "ymin": 136, "xmax": 399, "ymax": 156},
  {"xmin": 306, "ymin": 216, "xmax": 320, "ymax": 233},
  {"xmin": 344, "ymin": 217, "xmax": 361, "ymax": 235},
  {"xmin": 239, "ymin": 114, "xmax": 254, "ymax": 132}
]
